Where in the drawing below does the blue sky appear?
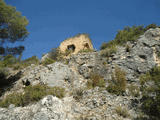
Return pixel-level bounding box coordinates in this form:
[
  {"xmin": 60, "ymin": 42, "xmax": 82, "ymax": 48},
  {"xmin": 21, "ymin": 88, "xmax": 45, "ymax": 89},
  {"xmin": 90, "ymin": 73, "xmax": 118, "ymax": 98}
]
[{"xmin": 5, "ymin": 0, "xmax": 160, "ymax": 59}]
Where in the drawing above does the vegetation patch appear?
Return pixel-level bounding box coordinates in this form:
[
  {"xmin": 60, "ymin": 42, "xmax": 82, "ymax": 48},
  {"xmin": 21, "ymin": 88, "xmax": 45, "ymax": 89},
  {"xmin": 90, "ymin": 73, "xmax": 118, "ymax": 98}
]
[
  {"xmin": 107, "ymin": 66, "xmax": 127, "ymax": 95},
  {"xmin": 72, "ymin": 88, "xmax": 84, "ymax": 101},
  {"xmin": 48, "ymin": 48, "xmax": 61, "ymax": 60},
  {"xmin": 140, "ymin": 66, "xmax": 160, "ymax": 119},
  {"xmin": 0, "ymin": 67, "xmax": 9, "ymax": 91},
  {"xmin": 0, "ymin": 84, "xmax": 65, "ymax": 107},
  {"xmin": 115, "ymin": 106, "xmax": 130, "ymax": 118},
  {"xmin": 0, "ymin": 55, "xmax": 39, "ymax": 70},
  {"xmin": 14, "ymin": 56, "xmax": 39, "ymax": 70},
  {"xmin": 87, "ymin": 72, "xmax": 106, "ymax": 89},
  {"xmin": 0, "ymin": 55, "xmax": 19, "ymax": 68},
  {"xmin": 100, "ymin": 44, "xmax": 117, "ymax": 57},
  {"xmin": 78, "ymin": 49, "xmax": 94, "ymax": 53},
  {"xmin": 0, "ymin": 0, "xmax": 29, "ymax": 57},
  {"xmin": 48, "ymin": 48, "xmax": 65, "ymax": 61},
  {"xmin": 100, "ymin": 24, "xmax": 160, "ymax": 50},
  {"xmin": 41, "ymin": 57, "xmax": 55, "ymax": 66}
]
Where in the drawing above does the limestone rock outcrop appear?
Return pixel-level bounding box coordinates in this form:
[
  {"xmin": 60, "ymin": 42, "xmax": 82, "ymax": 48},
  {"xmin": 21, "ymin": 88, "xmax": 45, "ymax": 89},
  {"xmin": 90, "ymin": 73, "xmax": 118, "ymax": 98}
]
[{"xmin": 0, "ymin": 28, "xmax": 160, "ymax": 120}]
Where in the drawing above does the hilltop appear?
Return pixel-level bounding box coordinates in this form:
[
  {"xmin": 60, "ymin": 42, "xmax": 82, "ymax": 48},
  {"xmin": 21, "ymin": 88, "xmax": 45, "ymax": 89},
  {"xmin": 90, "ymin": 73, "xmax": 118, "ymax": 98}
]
[{"xmin": 0, "ymin": 28, "xmax": 160, "ymax": 120}]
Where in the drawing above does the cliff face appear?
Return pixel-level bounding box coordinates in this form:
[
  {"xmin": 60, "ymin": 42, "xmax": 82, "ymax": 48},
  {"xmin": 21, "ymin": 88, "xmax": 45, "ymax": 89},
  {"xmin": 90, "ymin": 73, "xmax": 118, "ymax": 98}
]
[{"xmin": 0, "ymin": 28, "xmax": 160, "ymax": 120}]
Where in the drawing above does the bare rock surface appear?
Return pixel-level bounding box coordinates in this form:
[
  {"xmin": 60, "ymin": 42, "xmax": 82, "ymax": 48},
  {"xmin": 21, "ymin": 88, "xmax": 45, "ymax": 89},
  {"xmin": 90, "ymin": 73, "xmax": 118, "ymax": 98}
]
[{"xmin": 0, "ymin": 28, "xmax": 160, "ymax": 120}]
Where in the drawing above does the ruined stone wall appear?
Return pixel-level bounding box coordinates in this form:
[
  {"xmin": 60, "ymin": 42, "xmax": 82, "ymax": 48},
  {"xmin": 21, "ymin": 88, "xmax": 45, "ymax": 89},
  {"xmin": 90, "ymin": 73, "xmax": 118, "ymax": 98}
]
[{"xmin": 59, "ymin": 34, "xmax": 93, "ymax": 54}]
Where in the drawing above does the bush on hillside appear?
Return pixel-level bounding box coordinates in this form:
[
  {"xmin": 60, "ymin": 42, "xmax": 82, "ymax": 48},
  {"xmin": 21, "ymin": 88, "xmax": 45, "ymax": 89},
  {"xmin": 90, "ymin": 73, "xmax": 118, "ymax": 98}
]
[
  {"xmin": 0, "ymin": 84, "xmax": 65, "ymax": 107},
  {"xmin": 0, "ymin": 67, "xmax": 9, "ymax": 88},
  {"xmin": 115, "ymin": 25, "xmax": 145, "ymax": 45},
  {"xmin": 100, "ymin": 40, "xmax": 117, "ymax": 50},
  {"xmin": 87, "ymin": 72, "xmax": 106, "ymax": 89},
  {"xmin": 72, "ymin": 88, "xmax": 84, "ymax": 101},
  {"xmin": 41, "ymin": 57, "xmax": 55, "ymax": 66},
  {"xmin": 144, "ymin": 23, "xmax": 160, "ymax": 31},
  {"xmin": 107, "ymin": 66, "xmax": 127, "ymax": 95},
  {"xmin": 115, "ymin": 106, "xmax": 130, "ymax": 118},
  {"xmin": 0, "ymin": 55, "xmax": 40, "ymax": 70},
  {"xmin": 0, "ymin": 55, "xmax": 18, "ymax": 68},
  {"xmin": 101, "ymin": 24, "xmax": 160, "ymax": 50},
  {"xmin": 48, "ymin": 48, "xmax": 61, "ymax": 61},
  {"xmin": 100, "ymin": 44, "xmax": 117, "ymax": 57},
  {"xmin": 13, "ymin": 56, "xmax": 39, "ymax": 70},
  {"xmin": 78, "ymin": 49, "xmax": 94, "ymax": 53},
  {"xmin": 140, "ymin": 66, "xmax": 160, "ymax": 119},
  {"xmin": 22, "ymin": 56, "xmax": 39, "ymax": 65}
]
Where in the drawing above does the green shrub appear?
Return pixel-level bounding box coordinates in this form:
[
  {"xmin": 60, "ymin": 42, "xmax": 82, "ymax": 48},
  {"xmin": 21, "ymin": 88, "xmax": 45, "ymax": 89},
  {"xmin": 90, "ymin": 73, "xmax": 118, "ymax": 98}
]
[
  {"xmin": 23, "ymin": 85, "xmax": 65, "ymax": 104},
  {"xmin": 78, "ymin": 49, "xmax": 93, "ymax": 53},
  {"xmin": 41, "ymin": 57, "xmax": 55, "ymax": 66},
  {"xmin": 46, "ymin": 86, "xmax": 65, "ymax": 99},
  {"xmin": 12, "ymin": 63, "xmax": 22, "ymax": 70},
  {"xmin": 87, "ymin": 72, "xmax": 105, "ymax": 89},
  {"xmin": 0, "ymin": 55, "xmax": 39, "ymax": 70},
  {"xmin": 0, "ymin": 55, "xmax": 18, "ymax": 68},
  {"xmin": 107, "ymin": 66, "xmax": 127, "ymax": 95},
  {"xmin": 0, "ymin": 84, "xmax": 65, "ymax": 107},
  {"xmin": 22, "ymin": 56, "xmax": 39, "ymax": 65},
  {"xmin": 100, "ymin": 44, "xmax": 117, "ymax": 57},
  {"xmin": 100, "ymin": 42, "xmax": 108, "ymax": 50},
  {"xmin": 0, "ymin": 55, "xmax": 40, "ymax": 70},
  {"xmin": 140, "ymin": 66, "xmax": 160, "ymax": 119},
  {"xmin": 0, "ymin": 67, "xmax": 8, "ymax": 77},
  {"xmin": 115, "ymin": 106, "xmax": 130, "ymax": 118},
  {"xmin": 100, "ymin": 40, "xmax": 117, "ymax": 50},
  {"xmin": 72, "ymin": 88, "xmax": 84, "ymax": 101},
  {"xmin": 0, "ymin": 92, "xmax": 25, "ymax": 107},
  {"xmin": 15, "ymin": 56, "xmax": 39, "ymax": 69},
  {"xmin": 48, "ymin": 48, "xmax": 60, "ymax": 61},
  {"xmin": 115, "ymin": 26, "xmax": 145, "ymax": 45},
  {"xmin": 100, "ymin": 24, "xmax": 160, "ymax": 50},
  {"xmin": 0, "ymin": 67, "xmax": 9, "ymax": 88},
  {"xmin": 144, "ymin": 23, "xmax": 159, "ymax": 31},
  {"xmin": 22, "ymin": 84, "xmax": 48, "ymax": 105}
]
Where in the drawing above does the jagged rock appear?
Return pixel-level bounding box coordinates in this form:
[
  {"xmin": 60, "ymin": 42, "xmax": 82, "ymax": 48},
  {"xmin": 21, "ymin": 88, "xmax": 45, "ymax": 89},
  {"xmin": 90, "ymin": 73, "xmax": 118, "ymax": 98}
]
[
  {"xmin": 78, "ymin": 65, "xmax": 90, "ymax": 79},
  {"xmin": 41, "ymin": 62, "xmax": 76, "ymax": 87},
  {"xmin": 0, "ymin": 96, "xmax": 75, "ymax": 120},
  {"xmin": 69, "ymin": 52, "xmax": 109, "ymax": 79},
  {"xmin": 20, "ymin": 62, "xmax": 80, "ymax": 90},
  {"xmin": 1, "ymin": 28, "xmax": 160, "ymax": 120},
  {"xmin": 108, "ymin": 28, "xmax": 160, "ymax": 82}
]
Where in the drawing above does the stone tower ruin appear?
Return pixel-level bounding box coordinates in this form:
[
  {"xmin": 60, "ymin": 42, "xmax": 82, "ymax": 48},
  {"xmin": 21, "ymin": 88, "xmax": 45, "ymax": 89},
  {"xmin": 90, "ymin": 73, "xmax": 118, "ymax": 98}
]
[{"xmin": 59, "ymin": 34, "xmax": 93, "ymax": 54}]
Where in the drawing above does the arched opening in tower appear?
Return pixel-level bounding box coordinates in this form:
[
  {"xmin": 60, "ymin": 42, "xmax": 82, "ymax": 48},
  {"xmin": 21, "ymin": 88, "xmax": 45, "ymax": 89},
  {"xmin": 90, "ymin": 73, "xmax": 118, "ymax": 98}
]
[
  {"xmin": 84, "ymin": 43, "xmax": 89, "ymax": 49},
  {"xmin": 67, "ymin": 44, "xmax": 76, "ymax": 52}
]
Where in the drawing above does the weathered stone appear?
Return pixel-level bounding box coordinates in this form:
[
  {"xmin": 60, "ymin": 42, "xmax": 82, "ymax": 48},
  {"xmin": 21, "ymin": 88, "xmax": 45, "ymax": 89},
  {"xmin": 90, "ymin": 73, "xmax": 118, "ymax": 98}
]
[
  {"xmin": 59, "ymin": 34, "xmax": 93, "ymax": 54},
  {"xmin": 0, "ymin": 28, "xmax": 160, "ymax": 120}
]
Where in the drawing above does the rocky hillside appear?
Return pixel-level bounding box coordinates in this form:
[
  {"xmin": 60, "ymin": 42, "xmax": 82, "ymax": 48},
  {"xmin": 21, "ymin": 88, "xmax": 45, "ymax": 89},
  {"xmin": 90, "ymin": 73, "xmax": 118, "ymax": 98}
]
[{"xmin": 0, "ymin": 28, "xmax": 160, "ymax": 120}]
